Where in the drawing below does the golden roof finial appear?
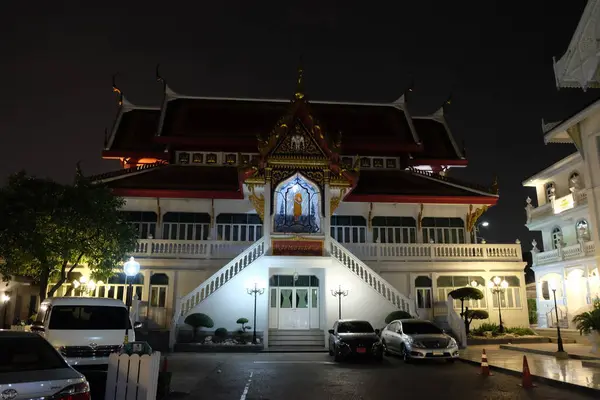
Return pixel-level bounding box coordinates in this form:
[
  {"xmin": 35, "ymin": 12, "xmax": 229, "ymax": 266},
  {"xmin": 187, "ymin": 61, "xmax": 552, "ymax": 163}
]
[
  {"xmin": 295, "ymin": 57, "xmax": 304, "ymax": 100},
  {"xmin": 112, "ymin": 74, "xmax": 123, "ymax": 106}
]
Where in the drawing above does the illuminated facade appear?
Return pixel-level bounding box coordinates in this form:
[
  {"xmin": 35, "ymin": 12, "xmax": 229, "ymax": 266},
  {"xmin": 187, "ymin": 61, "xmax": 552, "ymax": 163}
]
[{"xmin": 63, "ymin": 69, "xmax": 527, "ymax": 348}]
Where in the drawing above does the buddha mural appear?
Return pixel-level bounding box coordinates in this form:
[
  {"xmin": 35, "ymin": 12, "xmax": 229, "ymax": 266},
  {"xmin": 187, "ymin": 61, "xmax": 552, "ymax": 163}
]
[{"xmin": 274, "ymin": 174, "xmax": 321, "ymax": 234}]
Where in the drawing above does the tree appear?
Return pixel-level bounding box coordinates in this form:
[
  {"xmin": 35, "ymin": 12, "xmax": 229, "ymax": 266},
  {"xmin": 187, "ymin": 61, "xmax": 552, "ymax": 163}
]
[
  {"xmin": 236, "ymin": 317, "xmax": 250, "ymax": 332},
  {"xmin": 184, "ymin": 313, "xmax": 214, "ymax": 340},
  {"xmin": 448, "ymin": 287, "xmax": 484, "ymax": 333},
  {"xmin": 464, "ymin": 309, "xmax": 489, "ymax": 334},
  {"xmin": 0, "ymin": 171, "xmax": 139, "ymax": 302}
]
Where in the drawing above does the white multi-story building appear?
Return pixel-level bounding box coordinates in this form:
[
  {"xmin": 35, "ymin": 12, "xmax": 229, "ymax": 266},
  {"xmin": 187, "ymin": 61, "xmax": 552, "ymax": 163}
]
[
  {"xmin": 524, "ymin": 0, "xmax": 600, "ymax": 329},
  {"xmin": 39, "ymin": 71, "xmax": 528, "ymax": 349}
]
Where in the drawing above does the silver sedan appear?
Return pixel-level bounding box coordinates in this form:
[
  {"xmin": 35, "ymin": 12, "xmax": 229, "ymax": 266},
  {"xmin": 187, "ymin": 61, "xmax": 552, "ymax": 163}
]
[
  {"xmin": 0, "ymin": 330, "xmax": 91, "ymax": 400},
  {"xmin": 380, "ymin": 319, "xmax": 459, "ymax": 363}
]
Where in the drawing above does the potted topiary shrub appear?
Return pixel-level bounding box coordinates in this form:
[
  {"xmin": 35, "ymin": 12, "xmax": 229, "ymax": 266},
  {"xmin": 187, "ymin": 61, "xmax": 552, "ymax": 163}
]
[
  {"xmin": 448, "ymin": 287, "xmax": 484, "ymax": 333},
  {"xmin": 184, "ymin": 313, "xmax": 214, "ymax": 342},
  {"xmin": 572, "ymin": 297, "xmax": 600, "ymax": 355},
  {"xmin": 235, "ymin": 318, "xmax": 251, "ymax": 344},
  {"xmin": 213, "ymin": 327, "xmax": 228, "ymax": 343},
  {"xmin": 464, "ymin": 309, "xmax": 489, "ymax": 334}
]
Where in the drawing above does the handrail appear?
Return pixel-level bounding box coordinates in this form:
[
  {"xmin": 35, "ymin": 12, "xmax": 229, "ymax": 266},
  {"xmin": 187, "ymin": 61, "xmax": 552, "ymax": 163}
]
[
  {"xmin": 330, "ymin": 239, "xmax": 414, "ymax": 315},
  {"xmin": 546, "ymin": 306, "xmax": 568, "ymax": 328},
  {"xmin": 178, "ymin": 238, "xmax": 266, "ymax": 317},
  {"xmin": 446, "ymin": 296, "xmax": 467, "ymax": 348}
]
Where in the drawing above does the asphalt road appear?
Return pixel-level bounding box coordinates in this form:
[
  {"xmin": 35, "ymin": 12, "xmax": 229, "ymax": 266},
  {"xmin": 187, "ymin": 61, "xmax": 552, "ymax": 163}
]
[{"xmin": 157, "ymin": 352, "xmax": 599, "ymax": 400}]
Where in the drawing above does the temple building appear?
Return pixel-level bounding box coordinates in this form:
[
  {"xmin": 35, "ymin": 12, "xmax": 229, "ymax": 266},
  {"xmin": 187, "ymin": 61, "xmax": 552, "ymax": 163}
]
[
  {"xmin": 525, "ymin": 0, "xmax": 600, "ymax": 329},
  {"xmin": 48, "ymin": 69, "xmax": 526, "ymax": 349}
]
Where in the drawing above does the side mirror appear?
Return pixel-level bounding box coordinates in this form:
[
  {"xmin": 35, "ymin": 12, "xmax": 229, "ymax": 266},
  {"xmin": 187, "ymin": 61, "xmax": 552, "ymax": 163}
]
[
  {"xmin": 375, "ymin": 329, "xmax": 380, "ymax": 335},
  {"xmin": 30, "ymin": 324, "xmax": 45, "ymax": 332},
  {"xmin": 134, "ymin": 321, "xmax": 143, "ymax": 329},
  {"xmin": 328, "ymin": 329, "xmax": 334, "ymax": 335}
]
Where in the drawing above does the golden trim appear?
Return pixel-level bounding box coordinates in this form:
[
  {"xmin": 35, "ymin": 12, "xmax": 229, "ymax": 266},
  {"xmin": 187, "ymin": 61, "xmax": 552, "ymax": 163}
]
[
  {"xmin": 330, "ymin": 188, "xmax": 347, "ymax": 215},
  {"xmin": 368, "ymin": 202, "xmax": 373, "ymax": 231},
  {"xmin": 466, "ymin": 204, "xmax": 488, "ymax": 233},
  {"xmin": 248, "ymin": 184, "xmax": 265, "ymax": 222},
  {"xmin": 417, "ymin": 204, "xmax": 424, "ymax": 230}
]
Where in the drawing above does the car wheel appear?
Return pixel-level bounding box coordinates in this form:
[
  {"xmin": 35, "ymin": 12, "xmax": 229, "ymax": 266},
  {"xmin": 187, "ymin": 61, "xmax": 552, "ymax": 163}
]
[
  {"xmin": 382, "ymin": 340, "xmax": 390, "ymax": 356},
  {"xmin": 333, "ymin": 346, "xmax": 342, "ymax": 362},
  {"xmin": 401, "ymin": 344, "xmax": 412, "ymax": 363}
]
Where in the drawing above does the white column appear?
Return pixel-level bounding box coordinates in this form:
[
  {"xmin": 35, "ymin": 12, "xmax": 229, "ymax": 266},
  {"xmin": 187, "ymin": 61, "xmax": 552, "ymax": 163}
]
[
  {"xmin": 323, "ymin": 181, "xmax": 332, "ymax": 253},
  {"xmin": 263, "ymin": 180, "xmax": 272, "ymax": 243}
]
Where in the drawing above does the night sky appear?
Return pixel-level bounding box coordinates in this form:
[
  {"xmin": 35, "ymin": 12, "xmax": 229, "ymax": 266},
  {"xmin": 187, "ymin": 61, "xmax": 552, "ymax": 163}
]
[{"xmin": 2, "ymin": 1, "xmax": 600, "ymax": 250}]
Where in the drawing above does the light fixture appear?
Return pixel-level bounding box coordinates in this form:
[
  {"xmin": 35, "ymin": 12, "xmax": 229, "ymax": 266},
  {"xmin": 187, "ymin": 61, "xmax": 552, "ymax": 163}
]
[
  {"xmin": 549, "ymin": 279, "xmax": 557, "ymax": 292},
  {"xmin": 0, "ymin": 294, "xmax": 9, "ymax": 304},
  {"xmin": 246, "ymin": 279, "xmax": 266, "ymax": 344},
  {"xmin": 481, "ymin": 221, "xmax": 489, "ymax": 227},
  {"xmin": 493, "ymin": 276, "xmax": 501, "ymax": 285},
  {"xmin": 72, "ymin": 280, "xmax": 81, "ymax": 288},
  {"xmin": 87, "ymin": 280, "xmax": 96, "ymax": 292},
  {"xmin": 79, "ymin": 276, "xmax": 88, "ymax": 284},
  {"xmin": 470, "ymin": 280, "xmax": 479, "ymax": 288},
  {"xmin": 124, "ymin": 257, "xmax": 141, "ymax": 277}
]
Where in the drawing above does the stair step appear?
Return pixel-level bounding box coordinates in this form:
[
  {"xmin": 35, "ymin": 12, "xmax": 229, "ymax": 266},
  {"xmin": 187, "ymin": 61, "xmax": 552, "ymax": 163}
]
[
  {"xmin": 269, "ymin": 339, "xmax": 325, "ymax": 346},
  {"xmin": 269, "ymin": 330, "xmax": 324, "ymax": 336},
  {"xmin": 267, "ymin": 335, "xmax": 324, "ymax": 341},
  {"xmin": 548, "ymin": 337, "xmax": 577, "ymax": 344}
]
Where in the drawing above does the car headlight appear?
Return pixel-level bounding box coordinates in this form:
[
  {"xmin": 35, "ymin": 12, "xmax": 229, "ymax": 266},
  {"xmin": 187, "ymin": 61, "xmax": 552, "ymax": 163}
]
[
  {"xmin": 405, "ymin": 337, "xmax": 425, "ymax": 348},
  {"xmin": 447, "ymin": 338, "xmax": 457, "ymax": 348}
]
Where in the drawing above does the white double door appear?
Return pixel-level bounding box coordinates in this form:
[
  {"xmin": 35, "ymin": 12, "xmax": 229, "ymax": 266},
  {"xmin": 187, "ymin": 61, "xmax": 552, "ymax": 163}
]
[{"xmin": 273, "ymin": 286, "xmax": 318, "ymax": 329}]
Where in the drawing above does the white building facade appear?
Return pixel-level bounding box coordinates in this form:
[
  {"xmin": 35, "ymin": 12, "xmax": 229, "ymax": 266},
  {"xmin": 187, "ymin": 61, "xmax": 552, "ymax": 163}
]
[
  {"xmin": 525, "ymin": 0, "xmax": 600, "ymax": 329},
  {"xmin": 51, "ymin": 74, "xmax": 528, "ymax": 349}
]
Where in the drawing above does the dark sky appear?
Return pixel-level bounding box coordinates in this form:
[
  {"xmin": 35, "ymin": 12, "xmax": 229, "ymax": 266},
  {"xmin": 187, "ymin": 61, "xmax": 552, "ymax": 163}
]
[{"xmin": 2, "ymin": 1, "xmax": 599, "ymax": 250}]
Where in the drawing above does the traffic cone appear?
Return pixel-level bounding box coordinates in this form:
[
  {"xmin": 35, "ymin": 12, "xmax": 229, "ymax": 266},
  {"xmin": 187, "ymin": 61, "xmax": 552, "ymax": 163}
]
[
  {"xmin": 519, "ymin": 355, "xmax": 536, "ymax": 388},
  {"xmin": 479, "ymin": 349, "xmax": 492, "ymax": 376}
]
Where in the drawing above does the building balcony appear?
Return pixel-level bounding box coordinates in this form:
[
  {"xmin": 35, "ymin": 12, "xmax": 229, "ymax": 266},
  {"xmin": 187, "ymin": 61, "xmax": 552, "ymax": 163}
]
[
  {"xmin": 132, "ymin": 238, "xmax": 523, "ymax": 262},
  {"xmin": 532, "ymin": 241, "xmax": 596, "ymax": 266},
  {"xmin": 526, "ymin": 190, "xmax": 588, "ymax": 226}
]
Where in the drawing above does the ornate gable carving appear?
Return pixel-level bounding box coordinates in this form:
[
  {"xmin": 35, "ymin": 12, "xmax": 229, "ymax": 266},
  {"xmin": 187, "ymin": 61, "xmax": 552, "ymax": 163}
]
[{"xmin": 271, "ymin": 119, "xmax": 325, "ymax": 157}]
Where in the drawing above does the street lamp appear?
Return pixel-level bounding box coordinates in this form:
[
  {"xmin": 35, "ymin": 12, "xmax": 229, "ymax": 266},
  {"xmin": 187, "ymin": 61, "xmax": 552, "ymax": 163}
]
[
  {"xmin": 475, "ymin": 221, "xmax": 490, "ymax": 243},
  {"xmin": 246, "ymin": 280, "xmax": 265, "ymax": 344},
  {"xmin": 331, "ymin": 285, "xmax": 349, "ymax": 320},
  {"xmin": 549, "ymin": 279, "xmax": 567, "ymax": 357},
  {"xmin": 123, "ymin": 257, "xmax": 140, "ymax": 343},
  {"xmin": 487, "ymin": 276, "xmax": 508, "ymax": 333},
  {"xmin": 1, "ymin": 294, "xmax": 9, "ymax": 329}
]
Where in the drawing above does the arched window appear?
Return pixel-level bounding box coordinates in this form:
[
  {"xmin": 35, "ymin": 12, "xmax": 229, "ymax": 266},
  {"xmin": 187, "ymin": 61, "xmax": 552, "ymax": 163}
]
[
  {"xmin": 551, "ymin": 226, "xmax": 563, "ymax": 249},
  {"xmin": 569, "ymin": 172, "xmax": 581, "ymax": 191},
  {"xmin": 545, "ymin": 182, "xmax": 556, "ymax": 201},
  {"xmin": 576, "ymin": 219, "xmax": 591, "ymax": 241}
]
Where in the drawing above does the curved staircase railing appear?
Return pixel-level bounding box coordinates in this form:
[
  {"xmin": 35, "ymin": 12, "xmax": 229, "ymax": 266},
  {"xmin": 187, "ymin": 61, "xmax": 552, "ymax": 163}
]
[
  {"xmin": 330, "ymin": 239, "xmax": 414, "ymax": 315},
  {"xmin": 546, "ymin": 306, "xmax": 568, "ymax": 328}
]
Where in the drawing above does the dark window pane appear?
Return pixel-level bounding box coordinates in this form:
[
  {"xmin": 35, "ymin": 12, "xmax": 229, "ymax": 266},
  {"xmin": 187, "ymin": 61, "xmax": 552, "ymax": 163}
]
[
  {"xmin": 295, "ymin": 275, "xmax": 310, "ymax": 286},
  {"xmin": 310, "ymin": 276, "xmax": 320, "ymax": 287},
  {"xmin": 279, "ymin": 275, "xmax": 294, "ymax": 286},
  {"xmin": 48, "ymin": 306, "xmax": 131, "ymax": 330}
]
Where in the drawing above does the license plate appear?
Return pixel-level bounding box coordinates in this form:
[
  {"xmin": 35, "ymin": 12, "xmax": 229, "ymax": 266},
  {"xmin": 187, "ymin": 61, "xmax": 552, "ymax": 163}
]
[
  {"xmin": 432, "ymin": 351, "xmax": 444, "ymax": 356},
  {"xmin": 356, "ymin": 347, "xmax": 367, "ymax": 353}
]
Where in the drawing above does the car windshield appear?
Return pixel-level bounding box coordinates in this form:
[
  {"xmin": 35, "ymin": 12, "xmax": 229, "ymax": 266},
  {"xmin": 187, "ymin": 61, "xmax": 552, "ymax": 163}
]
[
  {"xmin": 402, "ymin": 322, "xmax": 443, "ymax": 335},
  {"xmin": 337, "ymin": 321, "xmax": 374, "ymax": 333},
  {"xmin": 49, "ymin": 305, "xmax": 131, "ymax": 330},
  {"xmin": 0, "ymin": 336, "xmax": 67, "ymax": 372}
]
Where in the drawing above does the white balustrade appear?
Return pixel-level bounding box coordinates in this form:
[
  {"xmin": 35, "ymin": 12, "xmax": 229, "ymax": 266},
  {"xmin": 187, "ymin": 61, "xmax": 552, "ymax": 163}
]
[
  {"xmin": 330, "ymin": 239, "xmax": 414, "ymax": 314},
  {"xmin": 344, "ymin": 242, "xmax": 522, "ymax": 262},
  {"xmin": 446, "ymin": 295, "xmax": 467, "ymax": 348},
  {"xmin": 179, "ymin": 238, "xmax": 266, "ymax": 317},
  {"xmin": 133, "ymin": 239, "xmax": 252, "ymax": 259},
  {"xmin": 533, "ymin": 241, "xmax": 595, "ymax": 266}
]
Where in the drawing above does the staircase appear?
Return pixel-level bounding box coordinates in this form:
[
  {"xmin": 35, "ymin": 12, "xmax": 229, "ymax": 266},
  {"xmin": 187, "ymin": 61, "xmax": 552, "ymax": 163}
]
[
  {"xmin": 268, "ymin": 329, "xmax": 326, "ymax": 351},
  {"xmin": 534, "ymin": 328, "xmax": 582, "ymax": 344},
  {"xmin": 330, "ymin": 239, "xmax": 414, "ymax": 314}
]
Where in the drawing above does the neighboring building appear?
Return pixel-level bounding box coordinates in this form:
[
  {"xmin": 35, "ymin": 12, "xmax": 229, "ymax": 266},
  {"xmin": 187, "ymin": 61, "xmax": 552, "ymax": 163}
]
[
  {"xmin": 0, "ymin": 274, "xmax": 39, "ymax": 327},
  {"xmin": 525, "ymin": 0, "xmax": 600, "ymax": 328},
  {"xmin": 55, "ymin": 70, "xmax": 527, "ymax": 348}
]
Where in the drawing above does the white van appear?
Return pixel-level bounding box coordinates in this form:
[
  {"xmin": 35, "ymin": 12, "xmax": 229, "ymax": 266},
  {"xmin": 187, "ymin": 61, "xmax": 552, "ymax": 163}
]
[{"xmin": 31, "ymin": 297, "xmax": 141, "ymax": 368}]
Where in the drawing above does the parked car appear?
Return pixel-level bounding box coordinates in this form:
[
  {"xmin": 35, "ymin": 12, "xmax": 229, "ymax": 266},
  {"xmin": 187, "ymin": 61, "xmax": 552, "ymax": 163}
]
[
  {"xmin": 328, "ymin": 319, "xmax": 383, "ymax": 361},
  {"xmin": 0, "ymin": 330, "xmax": 91, "ymax": 400},
  {"xmin": 380, "ymin": 319, "xmax": 459, "ymax": 363},
  {"xmin": 30, "ymin": 297, "xmax": 142, "ymax": 369}
]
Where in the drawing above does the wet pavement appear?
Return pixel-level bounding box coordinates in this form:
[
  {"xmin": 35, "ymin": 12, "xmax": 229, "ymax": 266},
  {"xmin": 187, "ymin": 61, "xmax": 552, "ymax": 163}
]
[
  {"xmin": 160, "ymin": 352, "xmax": 598, "ymax": 399},
  {"xmin": 461, "ymin": 345, "xmax": 600, "ymax": 391},
  {"xmin": 499, "ymin": 342, "xmax": 600, "ymax": 360}
]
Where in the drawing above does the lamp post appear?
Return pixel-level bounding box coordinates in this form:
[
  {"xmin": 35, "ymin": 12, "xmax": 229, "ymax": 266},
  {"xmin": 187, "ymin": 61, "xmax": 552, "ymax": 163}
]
[
  {"xmin": 475, "ymin": 221, "xmax": 490, "ymax": 243},
  {"xmin": 246, "ymin": 281, "xmax": 265, "ymax": 344},
  {"xmin": 123, "ymin": 257, "xmax": 140, "ymax": 343},
  {"xmin": 331, "ymin": 285, "xmax": 349, "ymax": 320},
  {"xmin": 549, "ymin": 280, "xmax": 567, "ymax": 357},
  {"xmin": 487, "ymin": 276, "xmax": 508, "ymax": 333},
  {"xmin": 1, "ymin": 294, "xmax": 9, "ymax": 329}
]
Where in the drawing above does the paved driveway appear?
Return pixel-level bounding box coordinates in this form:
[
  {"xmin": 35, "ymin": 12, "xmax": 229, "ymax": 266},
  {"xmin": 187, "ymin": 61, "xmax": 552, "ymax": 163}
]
[{"xmin": 161, "ymin": 352, "xmax": 597, "ymax": 400}]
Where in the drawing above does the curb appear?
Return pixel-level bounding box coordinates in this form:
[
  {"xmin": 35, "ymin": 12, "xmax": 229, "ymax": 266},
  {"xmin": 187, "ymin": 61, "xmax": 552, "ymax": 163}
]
[
  {"xmin": 499, "ymin": 345, "xmax": 600, "ymax": 361},
  {"xmin": 458, "ymin": 357, "xmax": 599, "ymax": 396}
]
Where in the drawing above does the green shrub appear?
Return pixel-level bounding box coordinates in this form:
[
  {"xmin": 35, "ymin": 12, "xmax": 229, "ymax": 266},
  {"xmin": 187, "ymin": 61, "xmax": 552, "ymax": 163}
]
[
  {"xmin": 464, "ymin": 309, "xmax": 489, "ymax": 334},
  {"xmin": 527, "ymin": 299, "xmax": 538, "ymax": 325},
  {"xmin": 213, "ymin": 327, "xmax": 228, "ymax": 343},
  {"xmin": 572, "ymin": 304, "xmax": 600, "ymax": 335},
  {"xmin": 471, "ymin": 322, "xmax": 500, "ymax": 336},
  {"xmin": 236, "ymin": 317, "xmax": 250, "ymax": 332},
  {"xmin": 505, "ymin": 327, "xmax": 535, "ymax": 336},
  {"xmin": 184, "ymin": 313, "xmax": 214, "ymax": 340},
  {"xmin": 385, "ymin": 311, "xmax": 412, "ymax": 324}
]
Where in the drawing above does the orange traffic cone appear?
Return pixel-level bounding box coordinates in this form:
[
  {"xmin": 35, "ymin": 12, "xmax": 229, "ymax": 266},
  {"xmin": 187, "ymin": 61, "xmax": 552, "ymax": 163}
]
[
  {"xmin": 519, "ymin": 355, "xmax": 536, "ymax": 388},
  {"xmin": 479, "ymin": 349, "xmax": 493, "ymax": 376}
]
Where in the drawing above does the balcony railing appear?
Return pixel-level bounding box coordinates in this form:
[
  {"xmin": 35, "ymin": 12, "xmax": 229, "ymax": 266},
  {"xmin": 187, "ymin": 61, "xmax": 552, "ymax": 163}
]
[
  {"xmin": 131, "ymin": 238, "xmax": 522, "ymax": 262},
  {"xmin": 528, "ymin": 190, "xmax": 588, "ymax": 222},
  {"xmin": 343, "ymin": 242, "xmax": 522, "ymax": 262},
  {"xmin": 133, "ymin": 239, "xmax": 253, "ymax": 259},
  {"xmin": 533, "ymin": 241, "xmax": 595, "ymax": 266}
]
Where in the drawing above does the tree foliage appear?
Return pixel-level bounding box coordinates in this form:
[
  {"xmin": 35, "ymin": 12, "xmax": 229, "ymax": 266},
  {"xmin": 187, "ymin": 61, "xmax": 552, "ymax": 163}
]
[
  {"xmin": 0, "ymin": 171, "xmax": 139, "ymax": 302},
  {"xmin": 448, "ymin": 287, "xmax": 484, "ymax": 334},
  {"xmin": 185, "ymin": 313, "xmax": 214, "ymax": 340}
]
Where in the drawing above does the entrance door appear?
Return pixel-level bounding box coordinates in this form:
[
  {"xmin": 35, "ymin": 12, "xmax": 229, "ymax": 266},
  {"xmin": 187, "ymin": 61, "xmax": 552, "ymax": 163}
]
[
  {"xmin": 416, "ymin": 287, "xmax": 432, "ymax": 320},
  {"xmin": 278, "ymin": 287, "xmax": 310, "ymax": 329}
]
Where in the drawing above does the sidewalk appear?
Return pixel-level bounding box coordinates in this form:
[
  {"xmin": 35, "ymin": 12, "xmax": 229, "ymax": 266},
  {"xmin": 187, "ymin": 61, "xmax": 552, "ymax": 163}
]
[
  {"xmin": 460, "ymin": 345, "xmax": 600, "ymax": 392},
  {"xmin": 498, "ymin": 342, "xmax": 600, "ymax": 363}
]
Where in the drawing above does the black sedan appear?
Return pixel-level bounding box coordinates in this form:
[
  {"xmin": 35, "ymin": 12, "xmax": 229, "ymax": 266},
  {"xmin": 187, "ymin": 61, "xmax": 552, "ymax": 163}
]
[{"xmin": 328, "ymin": 319, "xmax": 383, "ymax": 362}]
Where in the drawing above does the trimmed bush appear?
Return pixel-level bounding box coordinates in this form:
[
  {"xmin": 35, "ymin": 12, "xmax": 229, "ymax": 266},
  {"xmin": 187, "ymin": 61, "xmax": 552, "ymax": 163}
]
[
  {"xmin": 505, "ymin": 327, "xmax": 536, "ymax": 336},
  {"xmin": 527, "ymin": 299, "xmax": 538, "ymax": 325},
  {"xmin": 471, "ymin": 322, "xmax": 500, "ymax": 336},
  {"xmin": 213, "ymin": 327, "xmax": 228, "ymax": 343},
  {"xmin": 184, "ymin": 313, "xmax": 214, "ymax": 341},
  {"xmin": 385, "ymin": 311, "xmax": 412, "ymax": 324},
  {"xmin": 236, "ymin": 317, "xmax": 250, "ymax": 332}
]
